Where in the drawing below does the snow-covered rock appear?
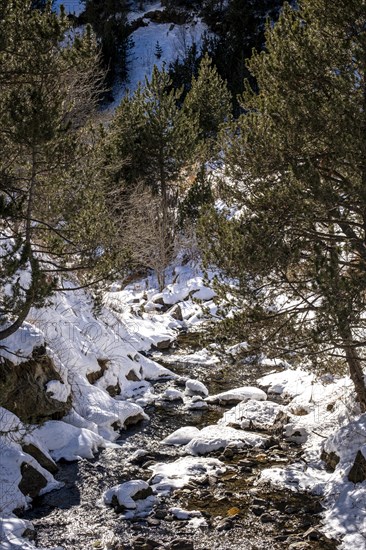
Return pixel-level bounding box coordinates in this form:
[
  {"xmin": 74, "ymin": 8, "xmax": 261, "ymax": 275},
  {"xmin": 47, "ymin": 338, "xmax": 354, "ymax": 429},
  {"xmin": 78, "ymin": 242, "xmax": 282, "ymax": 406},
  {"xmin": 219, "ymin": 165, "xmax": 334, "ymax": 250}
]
[
  {"xmin": 162, "ymin": 426, "xmax": 201, "ymax": 446},
  {"xmin": 149, "ymin": 456, "xmax": 226, "ymax": 494},
  {"xmin": 220, "ymin": 399, "xmax": 287, "ymax": 431},
  {"xmin": 184, "ymin": 424, "xmax": 269, "ymax": 455},
  {"xmin": 103, "ymin": 480, "xmax": 152, "ymax": 510},
  {"xmin": 185, "ymin": 378, "xmax": 209, "ymax": 397},
  {"xmin": 33, "ymin": 421, "xmax": 106, "ymax": 461},
  {"xmin": 258, "ymin": 368, "xmax": 314, "ymax": 397},
  {"xmin": 161, "ymin": 388, "xmax": 185, "ymax": 402},
  {"xmin": 205, "ymin": 386, "xmax": 267, "ymax": 405}
]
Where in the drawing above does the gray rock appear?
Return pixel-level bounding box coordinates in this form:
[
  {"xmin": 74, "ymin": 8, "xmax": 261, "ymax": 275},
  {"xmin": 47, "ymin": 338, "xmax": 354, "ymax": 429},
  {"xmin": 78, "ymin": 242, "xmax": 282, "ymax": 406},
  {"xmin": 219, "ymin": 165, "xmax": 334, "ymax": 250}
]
[
  {"xmin": 216, "ymin": 518, "xmax": 233, "ymax": 532},
  {"xmin": 22, "ymin": 443, "xmax": 58, "ymax": 474},
  {"xmin": 126, "ymin": 369, "xmax": 141, "ymax": 382},
  {"xmin": 302, "ymin": 527, "xmax": 322, "ymax": 540},
  {"xmin": 260, "ymin": 512, "xmax": 277, "ymax": 523},
  {"xmin": 348, "ymin": 450, "xmax": 366, "ymax": 483},
  {"xmin": 18, "ymin": 462, "xmax": 47, "ymax": 499},
  {"xmin": 169, "ymin": 539, "xmax": 194, "ymax": 550},
  {"xmin": 0, "ymin": 353, "xmax": 72, "ymax": 423},
  {"xmin": 154, "ymin": 339, "xmax": 173, "ymax": 351}
]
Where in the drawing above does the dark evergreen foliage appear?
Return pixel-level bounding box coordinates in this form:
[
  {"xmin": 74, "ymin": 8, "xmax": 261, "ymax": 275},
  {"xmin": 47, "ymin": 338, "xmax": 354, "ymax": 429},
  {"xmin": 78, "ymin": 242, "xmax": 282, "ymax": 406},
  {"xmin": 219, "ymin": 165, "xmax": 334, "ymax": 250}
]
[{"xmin": 201, "ymin": 0, "xmax": 366, "ymax": 410}]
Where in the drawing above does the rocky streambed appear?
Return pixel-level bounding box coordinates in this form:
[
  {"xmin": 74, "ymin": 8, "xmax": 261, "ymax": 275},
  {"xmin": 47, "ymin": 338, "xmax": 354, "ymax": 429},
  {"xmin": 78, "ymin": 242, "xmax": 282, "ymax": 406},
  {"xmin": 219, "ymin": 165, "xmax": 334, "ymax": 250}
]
[{"xmin": 23, "ymin": 340, "xmax": 338, "ymax": 550}]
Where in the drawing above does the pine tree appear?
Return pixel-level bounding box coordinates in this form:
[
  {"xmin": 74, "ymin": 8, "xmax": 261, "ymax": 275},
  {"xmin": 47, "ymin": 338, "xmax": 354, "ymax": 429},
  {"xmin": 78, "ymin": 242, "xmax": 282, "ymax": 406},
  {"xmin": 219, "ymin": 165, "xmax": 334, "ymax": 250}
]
[
  {"xmin": 0, "ymin": 1, "xmax": 114, "ymax": 340},
  {"xmin": 155, "ymin": 41, "xmax": 163, "ymax": 60},
  {"xmin": 106, "ymin": 65, "xmax": 198, "ymax": 288},
  {"xmin": 82, "ymin": 0, "xmax": 131, "ymax": 85},
  {"xmin": 184, "ymin": 53, "xmax": 232, "ymax": 154},
  {"xmin": 202, "ymin": 0, "xmax": 366, "ymax": 410}
]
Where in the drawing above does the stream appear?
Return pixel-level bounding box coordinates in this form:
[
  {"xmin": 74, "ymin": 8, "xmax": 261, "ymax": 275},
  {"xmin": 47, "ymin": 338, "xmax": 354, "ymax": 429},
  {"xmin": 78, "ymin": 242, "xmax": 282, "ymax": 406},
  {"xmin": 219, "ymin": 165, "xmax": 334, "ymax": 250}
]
[{"xmin": 23, "ymin": 336, "xmax": 338, "ymax": 550}]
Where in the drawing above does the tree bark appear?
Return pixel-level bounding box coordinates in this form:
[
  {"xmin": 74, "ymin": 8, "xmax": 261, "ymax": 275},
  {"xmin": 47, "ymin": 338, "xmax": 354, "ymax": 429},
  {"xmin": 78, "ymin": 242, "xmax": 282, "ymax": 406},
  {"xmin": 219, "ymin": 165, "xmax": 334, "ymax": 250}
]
[{"xmin": 341, "ymin": 326, "xmax": 366, "ymax": 413}]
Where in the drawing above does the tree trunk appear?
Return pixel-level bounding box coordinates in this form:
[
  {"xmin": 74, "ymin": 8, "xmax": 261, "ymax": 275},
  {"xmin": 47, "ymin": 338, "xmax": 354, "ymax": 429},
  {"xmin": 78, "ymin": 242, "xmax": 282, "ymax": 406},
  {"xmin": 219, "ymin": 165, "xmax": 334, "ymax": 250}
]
[{"xmin": 341, "ymin": 327, "xmax": 366, "ymax": 413}]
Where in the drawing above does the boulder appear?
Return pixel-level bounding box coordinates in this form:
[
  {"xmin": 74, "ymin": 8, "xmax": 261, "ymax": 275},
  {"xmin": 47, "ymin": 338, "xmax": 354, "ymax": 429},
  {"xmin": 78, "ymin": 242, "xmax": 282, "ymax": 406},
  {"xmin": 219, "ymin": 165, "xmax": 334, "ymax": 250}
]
[
  {"xmin": 18, "ymin": 462, "xmax": 47, "ymax": 498},
  {"xmin": 0, "ymin": 352, "xmax": 71, "ymax": 423},
  {"xmin": 22, "ymin": 443, "xmax": 58, "ymax": 475},
  {"xmin": 348, "ymin": 450, "xmax": 366, "ymax": 483}
]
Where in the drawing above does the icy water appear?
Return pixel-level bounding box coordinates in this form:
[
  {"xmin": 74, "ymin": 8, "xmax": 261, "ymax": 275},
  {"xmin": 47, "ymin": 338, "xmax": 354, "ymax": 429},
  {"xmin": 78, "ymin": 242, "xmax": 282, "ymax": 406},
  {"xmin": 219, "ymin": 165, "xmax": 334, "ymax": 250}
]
[{"xmin": 23, "ymin": 339, "xmax": 338, "ymax": 550}]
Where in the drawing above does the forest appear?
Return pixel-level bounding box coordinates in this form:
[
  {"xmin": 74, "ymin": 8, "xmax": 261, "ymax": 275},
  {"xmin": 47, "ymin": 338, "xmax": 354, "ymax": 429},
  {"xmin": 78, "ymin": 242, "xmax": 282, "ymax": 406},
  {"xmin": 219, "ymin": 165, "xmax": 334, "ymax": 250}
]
[{"xmin": 1, "ymin": 1, "xmax": 366, "ymax": 549}]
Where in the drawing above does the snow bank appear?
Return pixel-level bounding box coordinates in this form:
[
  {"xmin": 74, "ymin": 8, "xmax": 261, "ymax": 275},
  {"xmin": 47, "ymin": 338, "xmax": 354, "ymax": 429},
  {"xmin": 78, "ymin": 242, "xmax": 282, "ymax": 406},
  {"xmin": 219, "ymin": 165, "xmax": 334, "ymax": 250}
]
[
  {"xmin": 33, "ymin": 421, "xmax": 106, "ymax": 461},
  {"xmin": 256, "ymin": 367, "xmax": 366, "ymax": 549}
]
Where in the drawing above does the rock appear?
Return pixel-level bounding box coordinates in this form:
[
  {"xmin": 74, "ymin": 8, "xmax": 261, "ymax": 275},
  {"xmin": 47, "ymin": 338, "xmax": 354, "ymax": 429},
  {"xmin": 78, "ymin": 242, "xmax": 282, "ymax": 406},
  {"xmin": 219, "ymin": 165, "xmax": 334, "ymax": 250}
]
[
  {"xmin": 222, "ymin": 447, "xmax": 234, "ymax": 459},
  {"xmin": 348, "ymin": 450, "xmax": 366, "ymax": 483},
  {"xmin": 133, "ymin": 536, "xmax": 162, "ymax": 550},
  {"xmin": 304, "ymin": 501, "xmax": 324, "ymax": 514},
  {"xmin": 320, "ymin": 449, "xmax": 340, "ymax": 472},
  {"xmin": 251, "ymin": 506, "xmax": 266, "ymax": 517},
  {"xmin": 153, "ymin": 509, "xmax": 169, "ymax": 520},
  {"xmin": 169, "ymin": 539, "xmax": 194, "ymax": 550},
  {"xmin": 302, "ymin": 527, "xmax": 322, "ymax": 540},
  {"xmin": 126, "ymin": 369, "xmax": 141, "ymax": 382},
  {"xmin": 154, "ymin": 339, "xmax": 173, "ymax": 351},
  {"xmin": 18, "ymin": 462, "xmax": 47, "ymax": 498},
  {"xmin": 124, "ymin": 413, "xmax": 146, "ymax": 427},
  {"xmin": 22, "ymin": 443, "xmax": 58, "ymax": 474},
  {"xmin": 106, "ymin": 382, "xmax": 121, "ymax": 397},
  {"xmin": 147, "ymin": 517, "xmax": 160, "ymax": 526},
  {"xmin": 216, "ymin": 518, "xmax": 233, "ymax": 531},
  {"xmin": 252, "ymin": 497, "xmax": 267, "ymax": 506},
  {"xmin": 260, "ymin": 512, "xmax": 277, "ymax": 523},
  {"xmin": 134, "ymin": 487, "xmax": 154, "ymax": 501},
  {"xmin": 227, "ymin": 507, "xmax": 240, "ymax": 516},
  {"xmin": 288, "ymin": 543, "xmax": 311, "ymax": 550},
  {"xmin": 86, "ymin": 358, "xmax": 108, "ymax": 384},
  {"xmin": 169, "ymin": 304, "xmax": 183, "ymax": 321},
  {"xmin": 0, "ymin": 354, "xmax": 72, "ymax": 423}
]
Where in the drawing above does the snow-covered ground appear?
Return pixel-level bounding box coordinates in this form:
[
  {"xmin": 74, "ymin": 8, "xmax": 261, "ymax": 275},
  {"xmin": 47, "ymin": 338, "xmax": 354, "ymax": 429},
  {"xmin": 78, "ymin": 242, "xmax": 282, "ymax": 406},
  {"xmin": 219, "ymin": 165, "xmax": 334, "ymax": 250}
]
[
  {"xmin": 112, "ymin": 0, "xmax": 210, "ymax": 105},
  {"xmin": 1, "ymin": 257, "xmax": 366, "ymax": 548}
]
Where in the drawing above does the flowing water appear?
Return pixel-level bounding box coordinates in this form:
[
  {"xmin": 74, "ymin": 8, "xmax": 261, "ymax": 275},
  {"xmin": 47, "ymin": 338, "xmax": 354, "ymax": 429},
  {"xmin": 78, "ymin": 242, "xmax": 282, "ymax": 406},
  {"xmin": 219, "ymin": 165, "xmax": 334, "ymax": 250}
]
[{"xmin": 23, "ymin": 337, "xmax": 338, "ymax": 550}]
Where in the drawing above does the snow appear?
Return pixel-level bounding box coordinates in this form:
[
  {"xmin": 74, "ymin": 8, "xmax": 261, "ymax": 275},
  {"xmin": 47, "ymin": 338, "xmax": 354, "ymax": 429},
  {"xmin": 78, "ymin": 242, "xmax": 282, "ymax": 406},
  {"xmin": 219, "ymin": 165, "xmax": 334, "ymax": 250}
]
[
  {"xmin": 113, "ymin": 18, "xmax": 210, "ymax": 103},
  {"xmin": 161, "ymin": 388, "xmax": 185, "ymax": 401},
  {"xmin": 33, "ymin": 421, "xmax": 106, "ymax": 461},
  {"xmin": 258, "ymin": 367, "xmax": 314, "ymax": 397},
  {"xmin": 184, "ymin": 425, "xmax": 269, "ymax": 455},
  {"xmin": 52, "ymin": 0, "xmax": 84, "ymax": 16},
  {"xmin": 161, "ymin": 348, "xmax": 219, "ymax": 366},
  {"xmin": 0, "ymin": 516, "xmax": 53, "ymax": 550},
  {"xmin": 220, "ymin": 399, "xmax": 287, "ymax": 431},
  {"xmin": 0, "ymin": 410, "xmax": 61, "ymax": 519},
  {"xmin": 205, "ymin": 386, "xmax": 267, "ymax": 405},
  {"xmin": 256, "ymin": 369, "xmax": 366, "ymax": 549},
  {"xmin": 45, "ymin": 380, "xmax": 69, "ymax": 403},
  {"xmin": 169, "ymin": 507, "xmax": 202, "ymax": 520},
  {"xmin": 149, "ymin": 456, "xmax": 226, "ymax": 494},
  {"xmin": 185, "ymin": 378, "xmax": 209, "ymax": 397},
  {"xmin": 103, "ymin": 480, "xmax": 150, "ymax": 509},
  {"xmin": 162, "ymin": 426, "xmax": 201, "ymax": 446}
]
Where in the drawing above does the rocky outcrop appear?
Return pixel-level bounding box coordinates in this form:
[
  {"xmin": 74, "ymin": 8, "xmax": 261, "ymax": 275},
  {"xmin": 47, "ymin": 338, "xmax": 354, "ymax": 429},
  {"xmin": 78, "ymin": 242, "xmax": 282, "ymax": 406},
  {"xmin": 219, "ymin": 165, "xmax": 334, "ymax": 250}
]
[
  {"xmin": 348, "ymin": 450, "xmax": 366, "ymax": 483},
  {"xmin": 0, "ymin": 348, "xmax": 71, "ymax": 423}
]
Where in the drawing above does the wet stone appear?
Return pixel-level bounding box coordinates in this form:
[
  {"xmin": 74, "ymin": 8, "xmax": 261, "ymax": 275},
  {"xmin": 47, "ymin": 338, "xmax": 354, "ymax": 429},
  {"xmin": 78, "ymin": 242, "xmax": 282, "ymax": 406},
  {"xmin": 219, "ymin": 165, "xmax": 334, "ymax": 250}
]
[
  {"xmin": 216, "ymin": 518, "xmax": 233, "ymax": 531},
  {"xmin": 168, "ymin": 539, "xmax": 194, "ymax": 550},
  {"xmin": 260, "ymin": 513, "xmax": 277, "ymax": 523},
  {"xmin": 251, "ymin": 506, "xmax": 266, "ymax": 517}
]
